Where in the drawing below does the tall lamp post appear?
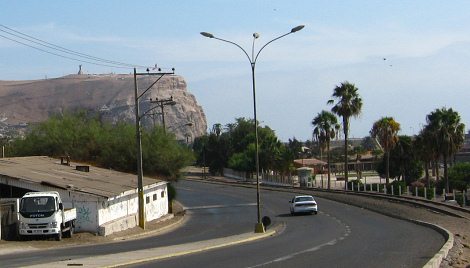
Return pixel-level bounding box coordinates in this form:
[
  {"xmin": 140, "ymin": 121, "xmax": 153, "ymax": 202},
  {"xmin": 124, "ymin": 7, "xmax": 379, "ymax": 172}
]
[
  {"xmin": 134, "ymin": 67, "xmax": 174, "ymax": 229},
  {"xmin": 201, "ymin": 25, "xmax": 305, "ymax": 233}
]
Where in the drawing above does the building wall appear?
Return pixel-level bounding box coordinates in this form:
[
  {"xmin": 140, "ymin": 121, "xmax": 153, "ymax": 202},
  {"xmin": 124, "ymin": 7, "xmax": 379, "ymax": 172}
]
[
  {"xmin": 96, "ymin": 181, "xmax": 168, "ymax": 233},
  {"xmin": 1, "ymin": 175, "xmax": 169, "ymax": 235},
  {"xmin": 144, "ymin": 183, "xmax": 168, "ymax": 222}
]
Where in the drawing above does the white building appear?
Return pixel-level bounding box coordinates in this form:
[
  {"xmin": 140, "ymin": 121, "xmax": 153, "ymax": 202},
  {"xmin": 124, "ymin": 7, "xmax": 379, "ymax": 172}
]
[{"xmin": 0, "ymin": 156, "xmax": 168, "ymax": 236}]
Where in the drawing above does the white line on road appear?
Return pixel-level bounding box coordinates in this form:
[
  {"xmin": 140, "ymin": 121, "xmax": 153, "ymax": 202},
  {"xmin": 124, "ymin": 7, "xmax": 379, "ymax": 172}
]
[{"xmin": 183, "ymin": 203, "xmax": 257, "ymax": 210}]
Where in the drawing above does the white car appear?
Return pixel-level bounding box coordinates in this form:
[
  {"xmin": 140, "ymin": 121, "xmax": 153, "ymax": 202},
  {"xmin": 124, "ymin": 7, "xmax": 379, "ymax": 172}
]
[{"xmin": 290, "ymin": 195, "xmax": 318, "ymax": 215}]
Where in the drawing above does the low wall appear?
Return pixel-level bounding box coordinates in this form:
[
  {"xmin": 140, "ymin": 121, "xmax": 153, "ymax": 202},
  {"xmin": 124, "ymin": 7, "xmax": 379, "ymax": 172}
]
[{"xmin": 98, "ymin": 214, "xmax": 138, "ymax": 236}]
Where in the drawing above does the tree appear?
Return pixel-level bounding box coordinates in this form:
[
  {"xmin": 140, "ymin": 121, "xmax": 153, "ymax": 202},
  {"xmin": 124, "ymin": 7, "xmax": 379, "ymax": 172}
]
[
  {"xmin": 425, "ymin": 108, "xmax": 465, "ymax": 193},
  {"xmin": 10, "ymin": 111, "xmax": 194, "ymax": 179},
  {"xmin": 370, "ymin": 117, "xmax": 400, "ymax": 185},
  {"xmin": 195, "ymin": 118, "xmax": 286, "ymax": 176},
  {"xmin": 327, "ymin": 81, "xmax": 363, "ymax": 187},
  {"xmin": 211, "ymin": 123, "xmax": 222, "ymax": 137},
  {"xmin": 448, "ymin": 162, "xmax": 470, "ymax": 191},
  {"xmin": 375, "ymin": 135, "xmax": 423, "ymax": 184},
  {"xmin": 312, "ymin": 110, "xmax": 340, "ymax": 189},
  {"xmin": 414, "ymin": 129, "xmax": 435, "ymax": 187}
]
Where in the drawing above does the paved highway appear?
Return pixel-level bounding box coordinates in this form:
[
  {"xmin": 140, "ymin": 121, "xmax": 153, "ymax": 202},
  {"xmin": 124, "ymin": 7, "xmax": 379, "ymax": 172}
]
[{"xmin": 1, "ymin": 179, "xmax": 445, "ymax": 267}]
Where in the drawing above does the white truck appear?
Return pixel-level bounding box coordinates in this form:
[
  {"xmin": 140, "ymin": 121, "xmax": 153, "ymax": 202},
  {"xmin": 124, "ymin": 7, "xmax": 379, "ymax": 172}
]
[{"xmin": 18, "ymin": 191, "xmax": 76, "ymax": 241}]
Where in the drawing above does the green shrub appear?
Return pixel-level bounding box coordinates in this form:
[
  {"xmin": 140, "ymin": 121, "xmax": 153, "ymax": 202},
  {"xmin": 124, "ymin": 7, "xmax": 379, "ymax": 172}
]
[
  {"xmin": 390, "ymin": 181, "xmax": 406, "ymax": 196},
  {"xmin": 417, "ymin": 187, "xmax": 435, "ymax": 200},
  {"xmin": 347, "ymin": 179, "xmax": 363, "ymax": 191}
]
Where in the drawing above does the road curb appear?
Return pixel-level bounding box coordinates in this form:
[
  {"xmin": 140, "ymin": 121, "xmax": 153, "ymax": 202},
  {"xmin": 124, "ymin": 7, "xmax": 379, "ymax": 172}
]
[
  {"xmin": 24, "ymin": 228, "xmax": 279, "ymax": 268},
  {"xmin": 105, "ymin": 229, "xmax": 278, "ymax": 268},
  {"xmin": 110, "ymin": 213, "xmax": 183, "ymax": 242},
  {"xmin": 413, "ymin": 220, "xmax": 454, "ymax": 268}
]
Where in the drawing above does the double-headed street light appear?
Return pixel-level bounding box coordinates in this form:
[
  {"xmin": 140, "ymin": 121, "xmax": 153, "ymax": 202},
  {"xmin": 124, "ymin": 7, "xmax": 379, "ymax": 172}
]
[{"xmin": 201, "ymin": 25, "xmax": 305, "ymax": 233}]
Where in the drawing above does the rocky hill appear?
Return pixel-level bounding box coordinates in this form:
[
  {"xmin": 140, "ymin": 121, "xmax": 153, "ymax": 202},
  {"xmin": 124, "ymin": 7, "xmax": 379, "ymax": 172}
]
[{"xmin": 0, "ymin": 73, "xmax": 207, "ymax": 141}]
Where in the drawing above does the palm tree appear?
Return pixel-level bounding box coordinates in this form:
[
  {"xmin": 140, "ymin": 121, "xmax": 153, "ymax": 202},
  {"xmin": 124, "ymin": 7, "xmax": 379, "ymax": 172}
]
[
  {"xmin": 414, "ymin": 128, "xmax": 434, "ymax": 188},
  {"xmin": 370, "ymin": 117, "xmax": 400, "ymax": 186},
  {"xmin": 312, "ymin": 111, "xmax": 340, "ymax": 189},
  {"xmin": 327, "ymin": 81, "xmax": 363, "ymax": 187},
  {"xmin": 425, "ymin": 108, "xmax": 465, "ymax": 193}
]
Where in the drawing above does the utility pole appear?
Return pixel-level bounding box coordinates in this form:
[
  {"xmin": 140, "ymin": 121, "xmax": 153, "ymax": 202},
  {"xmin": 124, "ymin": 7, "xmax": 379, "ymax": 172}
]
[
  {"xmin": 134, "ymin": 67, "xmax": 174, "ymax": 229},
  {"xmin": 150, "ymin": 96, "xmax": 176, "ymax": 133}
]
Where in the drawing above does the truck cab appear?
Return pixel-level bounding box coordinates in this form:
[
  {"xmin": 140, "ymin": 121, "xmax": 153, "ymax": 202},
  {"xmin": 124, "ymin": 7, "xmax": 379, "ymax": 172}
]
[{"xmin": 18, "ymin": 191, "xmax": 76, "ymax": 241}]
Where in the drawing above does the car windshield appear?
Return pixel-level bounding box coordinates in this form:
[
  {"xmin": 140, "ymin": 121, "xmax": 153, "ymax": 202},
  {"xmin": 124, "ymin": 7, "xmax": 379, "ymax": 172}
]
[
  {"xmin": 20, "ymin": 196, "xmax": 56, "ymax": 213},
  {"xmin": 295, "ymin": 196, "xmax": 314, "ymax": 202}
]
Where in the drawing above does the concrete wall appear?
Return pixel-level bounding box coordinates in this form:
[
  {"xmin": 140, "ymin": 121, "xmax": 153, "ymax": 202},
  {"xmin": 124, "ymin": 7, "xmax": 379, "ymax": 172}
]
[
  {"xmin": 96, "ymin": 182, "xmax": 168, "ymax": 236},
  {"xmin": 144, "ymin": 183, "xmax": 168, "ymax": 222},
  {"xmin": 97, "ymin": 183, "xmax": 168, "ymax": 236}
]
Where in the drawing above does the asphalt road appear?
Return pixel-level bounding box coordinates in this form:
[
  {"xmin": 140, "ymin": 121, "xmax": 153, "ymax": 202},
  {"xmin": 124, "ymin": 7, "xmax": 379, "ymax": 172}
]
[
  {"xmin": 1, "ymin": 179, "xmax": 445, "ymax": 267},
  {"xmin": 128, "ymin": 180, "xmax": 444, "ymax": 268}
]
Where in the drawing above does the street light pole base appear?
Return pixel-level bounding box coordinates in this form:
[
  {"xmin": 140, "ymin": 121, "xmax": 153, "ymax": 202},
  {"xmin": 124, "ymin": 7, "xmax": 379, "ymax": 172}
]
[{"xmin": 254, "ymin": 222, "xmax": 265, "ymax": 233}]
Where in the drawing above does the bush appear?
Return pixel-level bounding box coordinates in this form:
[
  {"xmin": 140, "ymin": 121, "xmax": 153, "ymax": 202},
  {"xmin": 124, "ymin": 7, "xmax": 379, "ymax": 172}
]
[
  {"xmin": 455, "ymin": 192, "xmax": 470, "ymax": 206},
  {"xmin": 390, "ymin": 180, "xmax": 406, "ymax": 196},
  {"xmin": 417, "ymin": 187, "xmax": 435, "ymax": 200},
  {"xmin": 9, "ymin": 112, "xmax": 194, "ymax": 180},
  {"xmin": 347, "ymin": 179, "xmax": 363, "ymax": 191},
  {"xmin": 167, "ymin": 183, "xmax": 177, "ymax": 202}
]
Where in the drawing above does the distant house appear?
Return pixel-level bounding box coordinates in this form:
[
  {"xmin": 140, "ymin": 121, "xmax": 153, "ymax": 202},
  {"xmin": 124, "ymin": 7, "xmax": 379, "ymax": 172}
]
[
  {"xmin": 0, "ymin": 156, "xmax": 168, "ymax": 236},
  {"xmin": 293, "ymin": 158, "xmax": 327, "ymax": 174},
  {"xmin": 456, "ymin": 130, "xmax": 470, "ymax": 163}
]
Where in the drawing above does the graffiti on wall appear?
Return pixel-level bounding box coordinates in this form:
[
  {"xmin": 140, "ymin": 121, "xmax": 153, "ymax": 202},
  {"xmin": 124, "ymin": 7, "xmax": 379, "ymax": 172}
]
[{"xmin": 77, "ymin": 205, "xmax": 92, "ymax": 224}]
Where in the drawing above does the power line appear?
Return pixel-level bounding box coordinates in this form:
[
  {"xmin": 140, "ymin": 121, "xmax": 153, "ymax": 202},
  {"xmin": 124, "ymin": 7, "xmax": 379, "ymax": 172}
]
[
  {"xmin": 0, "ymin": 33, "xmax": 133, "ymax": 69},
  {"xmin": 0, "ymin": 24, "xmax": 151, "ymax": 69},
  {"xmin": 0, "ymin": 26, "xmax": 142, "ymax": 68}
]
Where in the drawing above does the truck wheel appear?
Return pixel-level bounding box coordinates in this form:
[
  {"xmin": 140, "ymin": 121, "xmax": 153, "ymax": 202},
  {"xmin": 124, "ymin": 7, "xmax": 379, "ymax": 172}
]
[
  {"xmin": 55, "ymin": 229, "xmax": 62, "ymax": 241},
  {"xmin": 17, "ymin": 234, "xmax": 25, "ymax": 241},
  {"xmin": 65, "ymin": 226, "xmax": 74, "ymax": 238}
]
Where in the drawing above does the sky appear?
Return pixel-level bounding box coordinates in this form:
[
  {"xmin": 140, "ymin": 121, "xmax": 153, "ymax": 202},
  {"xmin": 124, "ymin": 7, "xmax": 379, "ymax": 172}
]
[{"xmin": 1, "ymin": 0, "xmax": 469, "ymax": 142}]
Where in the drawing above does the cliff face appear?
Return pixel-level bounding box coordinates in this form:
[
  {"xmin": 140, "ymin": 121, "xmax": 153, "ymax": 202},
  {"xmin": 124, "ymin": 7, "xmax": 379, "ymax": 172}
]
[{"xmin": 0, "ymin": 74, "xmax": 207, "ymax": 141}]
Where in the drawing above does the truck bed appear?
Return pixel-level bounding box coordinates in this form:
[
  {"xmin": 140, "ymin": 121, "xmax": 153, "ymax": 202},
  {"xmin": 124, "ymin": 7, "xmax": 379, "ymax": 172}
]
[{"xmin": 64, "ymin": 208, "xmax": 77, "ymax": 223}]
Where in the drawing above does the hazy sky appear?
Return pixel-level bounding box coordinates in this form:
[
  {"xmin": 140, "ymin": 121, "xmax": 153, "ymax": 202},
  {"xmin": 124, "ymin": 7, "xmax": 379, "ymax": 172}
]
[{"xmin": 1, "ymin": 1, "xmax": 469, "ymax": 141}]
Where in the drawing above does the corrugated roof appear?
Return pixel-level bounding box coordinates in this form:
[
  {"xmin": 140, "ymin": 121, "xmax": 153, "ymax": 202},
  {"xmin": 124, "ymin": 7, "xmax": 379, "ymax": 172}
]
[
  {"xmin": 0, "ymin": 156, "xmax": 163, "ymax": 198},
  {"xmin": 294, "ymin": 158, "xmax": 327, "ymax": 167}
]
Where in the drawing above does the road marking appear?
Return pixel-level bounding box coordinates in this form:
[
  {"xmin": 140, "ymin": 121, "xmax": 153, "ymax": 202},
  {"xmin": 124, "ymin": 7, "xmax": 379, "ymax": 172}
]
[
  {"xmin": 183, "ymin": 203, "xmax": 257, "ymax": 210},
  {"xmin": 247, "ymin": 212, "xmax": 352, "ymax": 268}
]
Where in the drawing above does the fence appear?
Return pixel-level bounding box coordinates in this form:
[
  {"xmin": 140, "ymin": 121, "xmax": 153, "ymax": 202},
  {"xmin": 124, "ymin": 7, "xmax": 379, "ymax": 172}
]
[
  {"xmin": 222, "ymin": 168, "xmax": 468, "ymax": 207},
  {"xmin": 309, "ymin": 176, "xmax": 468, "ymax": 206},
  {"xmin": 223, "ymin": 168, "xmax": 298, "ymax": 187}
]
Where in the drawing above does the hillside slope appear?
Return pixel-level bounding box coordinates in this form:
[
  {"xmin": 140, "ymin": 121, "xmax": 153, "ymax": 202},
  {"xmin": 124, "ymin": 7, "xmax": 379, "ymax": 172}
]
[{"xmin": 0, "ymin": 73, "xmax": 207, "ymax": 141}]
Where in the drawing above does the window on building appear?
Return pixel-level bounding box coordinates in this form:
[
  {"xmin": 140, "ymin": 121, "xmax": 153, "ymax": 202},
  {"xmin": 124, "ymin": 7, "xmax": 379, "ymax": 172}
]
[
  {"xmin": 153, "ymin": 194, "xmax": 157, "ymax": 201},
  {"xmin": 161, "ymin": 191, "xmax": 165, "ymax": 198},
  {"xmin": 146, "ymin": 196, "xmax": 150, "ymax": 204}
]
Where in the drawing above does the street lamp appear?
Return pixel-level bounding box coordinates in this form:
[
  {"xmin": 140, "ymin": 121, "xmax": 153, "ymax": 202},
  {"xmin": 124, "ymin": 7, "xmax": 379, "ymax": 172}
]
[
  {"xmin": 134, "ymin": 67, "xmax": 174, "ymax": 229},
  {"xmin": 201, "ymin": 25, "xmax": 305, "ymax": 233}
]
